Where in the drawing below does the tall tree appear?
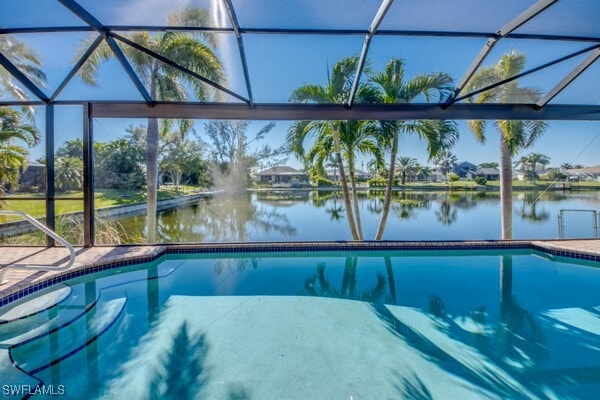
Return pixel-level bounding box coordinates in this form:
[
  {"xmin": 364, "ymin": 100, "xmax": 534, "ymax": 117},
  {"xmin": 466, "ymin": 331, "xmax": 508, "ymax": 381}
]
[
  {"xmin": 434, "ymin": 151, "xmax": 458, "ymax": 180},
  {"xmin": 527, "ymin": 153, "xmax": 550, "ymax": 183},
  {"xmin": 160, "ymin": 131, "xmax": 208, "ymax": 189},
  {"xmin": 287, "ymin": 56, "xmax": 379, "ymax": 240},
  {"xmin": 369, "ymin": 58, "xmax": 458, "ymax": 240},
  {"xmin": 465, "ymin": 50, "xmax": 547, "ymax": 239},
  {"xmin": 395, "ymin": 156, "xmax": 418, "ymax": 185},
  {"xmin": 55, "ymin": 157, "xmax": 83, "ymax": 192},
  {"xmin": 560, "ymin": 162, "xmax": 573, "ymax": 171},
  {"xmin": 204, "ymin": 120, "xmax": 286, "ymax": 189},
  {"xmin": 338, "ymin": 119, "xmax": 383, "ymax": 239},
  {"xmin": 56, "ymin": 138, "xmax": 84, "ymax": 159},
  {"xmin": 0, "ymin": 107, "xmax": 40, "ymax": 196},
  {"xmin": 76, "ymin": 8, "xmax": 223, "ymax": 241}
]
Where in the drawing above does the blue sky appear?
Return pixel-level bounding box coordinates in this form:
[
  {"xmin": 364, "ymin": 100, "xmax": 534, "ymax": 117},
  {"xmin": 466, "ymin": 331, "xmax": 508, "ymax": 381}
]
[{"xmin": 2, "ymin": 0, "xmax": 599, "ymax": 169}]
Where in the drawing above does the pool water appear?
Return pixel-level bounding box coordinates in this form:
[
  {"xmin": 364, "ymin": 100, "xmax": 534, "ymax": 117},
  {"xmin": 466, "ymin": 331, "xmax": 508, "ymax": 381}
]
[{"xmin": 1, "ymin": 250, "xmax": 599, "ymax": 399}]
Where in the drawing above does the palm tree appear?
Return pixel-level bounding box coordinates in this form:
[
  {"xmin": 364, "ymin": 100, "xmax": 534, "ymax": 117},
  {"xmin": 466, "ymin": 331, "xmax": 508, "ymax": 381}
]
[
  {"xmin": 416, "ymin": 164, "xmax": 434, "ymax": 182},
  {"xmin": 55, "ymin": 157, "xmax": 83, "ymax": 192},
  {"xmin": 560, "ymin": 162, "xmax": 573, "ymax": 171},
  {"xmin": 76, "ymin": 8, "xmax": 223, "ymax": 241},
  {"xmin": 0, "ymin": 107, "xmax": 40, "ymax": 197},
  {"xmin": 434, "ymin": 151, "xmax": 458, "ymax": 180},
  {"xmin": 395, "ymin": 156, "xmax": 418, "ymax": 185},
  {"xmin": 369, "ymin": 58, "xmax": 458, "ymax": 240},
  {"xmin": 465, "ymin": 50, "xmax": 547, "ymax": 239},
  {"xmin": 287, "ymin": 56, "xmax": 379, "ymax": 240},
  {"xmin": 0, "ymin": 35, "xmax": 46, "ymax": 115},
  {"xmin": 527, "ymin": 153, "xmax": 550, "ymax": 183},
  {"xmin": 514, "ymin": 155, "xmax": 532, "ymax": 181},
  {"xmin": 339, "ymin": 120, "xmax": 383, "ymax": 238}
]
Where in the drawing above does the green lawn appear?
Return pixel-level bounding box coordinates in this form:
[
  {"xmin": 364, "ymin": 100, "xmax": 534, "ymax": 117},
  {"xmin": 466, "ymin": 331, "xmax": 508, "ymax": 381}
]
[{"xmin": 0, "ymin": 186, "xmax": 202, "ymax": 221}]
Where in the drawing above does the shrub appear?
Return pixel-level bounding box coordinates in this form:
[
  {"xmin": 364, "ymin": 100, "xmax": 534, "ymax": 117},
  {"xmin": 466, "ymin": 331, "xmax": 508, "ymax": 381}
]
[
  {"xmin": 474, "ymin": 176, "xmax": 487, "ymax": 185},
  {"xmin": 447, "ymin": 173, "xmax": 460, "ymax": 183},
  {"xmin": 368, "ymin": 178, "xmax": 387, "ymax": 187},
  {"xmin": 316, "ymin": 177, "xmax": 335, "ymax": 187}
]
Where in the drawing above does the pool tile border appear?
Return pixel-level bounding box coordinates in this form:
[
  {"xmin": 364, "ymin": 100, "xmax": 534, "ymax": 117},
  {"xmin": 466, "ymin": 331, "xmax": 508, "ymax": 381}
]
[{"xmin": 1, "ymin": 240, "xmax": 598, "ymax": 308}]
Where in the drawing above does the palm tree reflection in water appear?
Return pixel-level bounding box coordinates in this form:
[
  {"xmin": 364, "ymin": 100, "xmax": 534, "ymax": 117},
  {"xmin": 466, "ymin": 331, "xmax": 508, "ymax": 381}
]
[
  {"xmin": 376, "ymin": 255, "xmax": 549, "ymax": 399},
  {"xmin": 152, "ymin": 192, "xmax": 296, "ymax": 243},
  {"xmin": 302, "ymin": 259, "xmax": 387, "ymax": 303},
  {"xmin": 517, "ymin": 192, "xmax": 550, "ymax": 223},
  {"xmin": 148, "ymin": 321, "xmax": 252, "ymax": 400}
]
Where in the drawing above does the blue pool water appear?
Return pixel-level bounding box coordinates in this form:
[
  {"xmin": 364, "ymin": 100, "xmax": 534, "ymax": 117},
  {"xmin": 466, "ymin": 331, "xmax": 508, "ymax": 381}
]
[{"xmin": 1, "ymin": 250, "xmax": 599, "ymax": 399}]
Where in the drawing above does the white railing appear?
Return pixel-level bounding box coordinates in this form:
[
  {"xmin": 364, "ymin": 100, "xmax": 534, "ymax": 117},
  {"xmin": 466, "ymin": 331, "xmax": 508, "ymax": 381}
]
[
  {"xmin": 557, "ymin": 209, "xmax": 599, "ymax": 238},
  {"xmin": 0, "ymin": 211, "xmax": 76, "ymax": 284}
]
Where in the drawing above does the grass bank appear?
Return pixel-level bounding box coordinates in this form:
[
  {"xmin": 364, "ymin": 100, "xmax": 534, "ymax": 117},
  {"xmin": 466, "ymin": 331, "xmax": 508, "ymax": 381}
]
[{"xmin": 0, "ymin": 186, "xmax": 202, "ymax": 221}]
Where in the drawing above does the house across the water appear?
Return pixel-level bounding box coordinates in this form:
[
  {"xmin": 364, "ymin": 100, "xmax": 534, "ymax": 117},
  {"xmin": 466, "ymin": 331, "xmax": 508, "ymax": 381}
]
[{"xmin": 255, "ymin": 166, "xmax": 309, "ymax": 186}]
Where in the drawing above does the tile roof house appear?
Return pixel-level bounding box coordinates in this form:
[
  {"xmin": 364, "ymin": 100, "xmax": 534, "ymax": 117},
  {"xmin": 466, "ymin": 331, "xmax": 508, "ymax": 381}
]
[
  {"xmin": 565, "ymin": 165, "xmax": 600, "ymax": 182},
  {"xmin": 255, "ymin": 166, "xmax": 308, "ymax": 185},
  {"xmin": 467, "ymin": 167, "xmax": 500, "ymax": 181}
]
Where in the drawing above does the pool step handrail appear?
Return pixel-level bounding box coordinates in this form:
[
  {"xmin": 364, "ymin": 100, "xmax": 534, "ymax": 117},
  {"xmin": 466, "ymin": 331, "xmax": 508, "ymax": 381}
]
[
  {"xmin": 0, "ymin": 211, "xmax": 76, "ymax": 284},
  {"xmin": 557, "ymin": 209, "xmax": 599, "ymax": 238}
]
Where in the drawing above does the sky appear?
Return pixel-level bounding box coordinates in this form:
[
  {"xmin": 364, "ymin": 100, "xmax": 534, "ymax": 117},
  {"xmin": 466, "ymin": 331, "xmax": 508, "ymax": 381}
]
[{"xmin": 1, "ymin": 0, "xmax": 599, "ymax": 170}]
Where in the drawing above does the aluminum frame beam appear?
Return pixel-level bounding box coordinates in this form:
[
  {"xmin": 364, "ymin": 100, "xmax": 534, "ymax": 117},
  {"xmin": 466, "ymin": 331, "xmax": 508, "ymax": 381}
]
[
  {"xmin": 222, "ymin": 0, "xmax": 254, "ymax": 106},
  {"xmin": 83, "ymin": 103, "xmax": 94, "ymax": 247},
  {"xmin": 45, "ymin": 104, "xmax": 55, "ymax": 246},
  {"xmin": 112, "ymin": 33, "xmax": 248, "ymax": 104},
  {"xmin": 0, "ymin": 53, "xmax": 49, "ymax": 103},
  {"xmin": 105, "ymin": 36, "xmax": 153, "ymax": 103},
  {"xmin": 89, "ymin": 102, "xmax": 600, "ymax": 121},
  {"xmin": 56, "ymin": 0, "xmax": 105, "ymax": 32},
  {"xmin": 57, "ymin": 0, "xmax": 153, "ymax": 103},
  {"xmin": 0, "ymin": 25, "xmax": 600, "ymax": 42},
  {"xmin": 537, "ymin": 48, "xmax": 600, "ymax": 108},
  {"xmin": 50, "ymin": 34, "xmax": 104, "ymax": 101},
  {"xmin": 444, "ymin": 0, "xmax": 558, "ymax": 106},
  {"xmin": 347, "ymin": 0, "xmax": 394, "ymax": 107},
  {"xmin": 455, "ymin": 44, "xmax": 600, "ymax": 103},
  {"xmin": 0, "ymin": 26, "xmax": 598, "ymax": 44}
]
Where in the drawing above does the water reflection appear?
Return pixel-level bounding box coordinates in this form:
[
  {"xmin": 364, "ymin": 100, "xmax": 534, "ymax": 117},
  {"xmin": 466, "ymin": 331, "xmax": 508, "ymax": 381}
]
[
  {"xmin": 374, "ymin": 255, "xmax": 553, "ymax": 399},
  {"xmin": 114, "ymin": 192, "xmax": 296, "ymax": 243},
  {"xmin": 302, "ymin": 259, "xmax": 387, "ymax": 303},
  {"xmin": 104, "ymin": 190, "xmax": 600, "ymax": 242},
  {"xmin": 149, "ymin": 321, "xmax": 210, "ymax": 400},
  {"xmin": 435, "ymin": 200, "xmax": 457, "ymax": 225},
  {"xmin": 517, "ymin": 192, "xmax": 550, "ymax": 222},
  {"xmin": 17, "ymin": 250, "xmax": 598, "ymax": 399}
]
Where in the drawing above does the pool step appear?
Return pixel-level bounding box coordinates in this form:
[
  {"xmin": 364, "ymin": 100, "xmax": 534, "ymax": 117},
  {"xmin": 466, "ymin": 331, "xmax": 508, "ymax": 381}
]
[
  {"xmin": 0, "ymin": 285, "xmax": 72, "ymax": 323},
  {"xmin": 10, "ymin": 294, "xmax": 127, "ymax": 374},
  {"xmin": 0, "ymin": 285, "xmax": 91, "ymax": 345}
]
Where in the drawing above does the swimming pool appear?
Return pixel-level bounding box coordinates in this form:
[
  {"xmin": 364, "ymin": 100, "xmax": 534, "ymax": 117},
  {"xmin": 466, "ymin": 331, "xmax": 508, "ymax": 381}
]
[{"xmin": 1, "ymin": 247, "xmax": 599, "ymax": 399}]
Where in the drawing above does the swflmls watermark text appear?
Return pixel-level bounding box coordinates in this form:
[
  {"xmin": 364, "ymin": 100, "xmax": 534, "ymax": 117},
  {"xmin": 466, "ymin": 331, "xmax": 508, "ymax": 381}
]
[{"xmin": 3, "ymin": 384, "xmax": 66, "ymax": 397}]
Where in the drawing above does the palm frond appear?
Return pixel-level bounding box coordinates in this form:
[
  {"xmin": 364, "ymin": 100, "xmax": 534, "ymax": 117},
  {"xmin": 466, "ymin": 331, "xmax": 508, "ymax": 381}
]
[
  {"xmin": 167, "ymin": 7, "xmax": 219, "ymax": 48},
  {"xmin": 289, "ymin": 85, "xmax": 330, "ymax": 103},
  {"xmin": 75, "ymin": 35, "xmax": 113, "ymax": 86},
  {"xmin": 162, "ymin": 35, "xmax": 223, "ymax": 100}
]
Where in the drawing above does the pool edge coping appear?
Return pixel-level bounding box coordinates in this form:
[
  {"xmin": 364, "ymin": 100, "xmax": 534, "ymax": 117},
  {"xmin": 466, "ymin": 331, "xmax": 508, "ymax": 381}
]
[{"xmin": 1, "ymin": 240, "xmax": 599, "ymax": 308}]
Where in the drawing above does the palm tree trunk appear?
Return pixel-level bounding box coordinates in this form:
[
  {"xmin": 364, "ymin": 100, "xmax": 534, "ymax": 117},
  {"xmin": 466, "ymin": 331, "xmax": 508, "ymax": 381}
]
[
  {"xmin": 375, "ymin": 134, "xmax": 398, "ymax": 240},
  {"xmin": 340, "ymin": 256, "xmax": 357, "ymax": 298},
  {"xmin": 333, "ymin": 127, "xmax": 359, "ymax": 240},
  {"xmin": 348, "ymin": 156, "xmax": 363, "ymax": 240},
  {"xmin": 500, "ymin": 134, "xmax": 513, "ymax": 240},
  {"xmin": 384, "ymin": 256, "xmax": 397, "ymax": 305},
  {"xmin": 146, "ymin": 117, "xmax": 159, "ymax": 242}
]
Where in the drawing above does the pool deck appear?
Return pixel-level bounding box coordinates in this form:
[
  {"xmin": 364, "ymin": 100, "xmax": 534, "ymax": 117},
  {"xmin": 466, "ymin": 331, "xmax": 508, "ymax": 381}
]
[{"xmin": 1, "ymin": 239, "xmax": 598, "ymax": 307}]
